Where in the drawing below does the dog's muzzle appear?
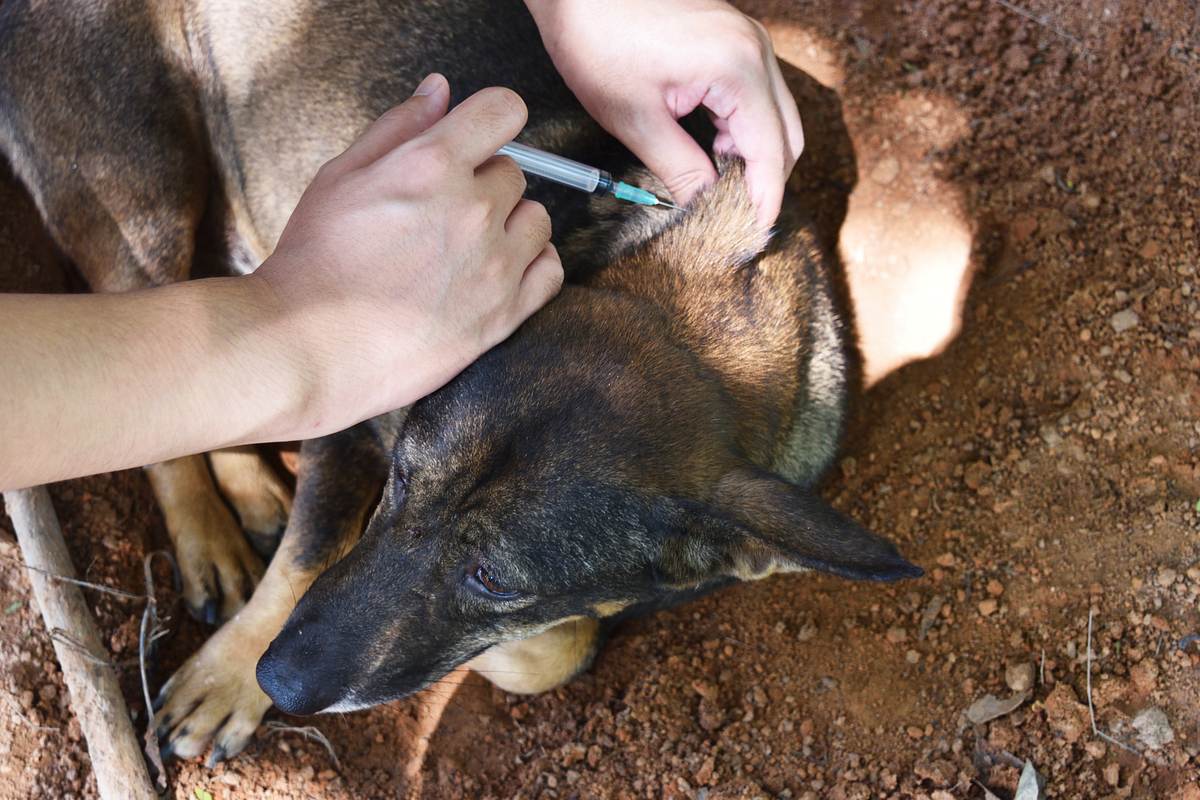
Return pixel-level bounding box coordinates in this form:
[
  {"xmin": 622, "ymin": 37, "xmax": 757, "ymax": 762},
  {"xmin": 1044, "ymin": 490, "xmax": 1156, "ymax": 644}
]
[{"xmin": 256, "ymin": 631, "xmax": 349, "ymax": 715}]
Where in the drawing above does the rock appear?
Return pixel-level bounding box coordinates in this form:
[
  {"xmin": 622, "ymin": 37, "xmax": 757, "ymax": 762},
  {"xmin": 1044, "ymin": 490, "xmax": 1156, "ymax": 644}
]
[
  {"xmin": 870, "ymin": 156, "xmax": 900, "ymax": 185},
  {"xmin": 964, "ymin": 461, "xmax": 991, "ymax": 490},
  {"xmin": 698, "ymin": 698, "xmax": 726, "ymax": 732},
  {"xmin": 1004, "ymin": 44, "xmax": 1031, "ymax": 72},
  {"xmin": 986, "ymin": 579, "xmax": 1005, "ymax": 597},
  {"xmin": 914, "ymin": 758, "xmax": 956, "ymax": 786},
  {"xmin": 694, "ymin": 756, "xmax": 715, "ymax": 785},
  {"xmin": 1044, "ymin": 684, "xmax": 1089, "ymax": 743},
  {"xmin": 1170, "ymin": 784, "xmax": 1200, "ymax": 800},
  {"xmin": 917, "ymin": 594, "xmax": 945, "ymax": 640},
  {"xmin": 1156, "ymin": 568, "xmax": 1177, "ymax": 587},
  {"xmin": 886, "ymin": 626, "xmax": 908, "ymax": 643},
  {"xmin": 1131, "ymin": 707, "xmax": 1174, "ymax": 750},
  {"xmin": 978, "ymin": 599, "xmax": 998, "ymax": 616},
  {"xmin": 1038, "ymin": 424, "xmax": 1062, "ymax": 447},
  {"xmin": 1109, "ymin": 308, "xmax": 1140, "ymax": 333},
  {"xmin": 1129, "ymin": 659, "xmax": 1159, "ymax": 693},
  {"xmin": 1102, "ymin": 763, "xmax": 1120, "ymax": 787},
  {"xmin": 1006, "ymin": 662, "xmax": 1035, "ymax": 693},
  {"xmin": 1010, "ymin": 214, "xmax": 1039, "ymax": 242}
]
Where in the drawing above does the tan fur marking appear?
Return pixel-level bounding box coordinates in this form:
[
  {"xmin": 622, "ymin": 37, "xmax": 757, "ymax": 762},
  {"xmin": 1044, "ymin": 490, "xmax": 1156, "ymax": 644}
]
[
  {"xmin": 468, "ymin": 617, "xmax": 600, "ymax": 695},
  {"xmin": 208, "ymin": 446, "xmax": 292, "ymax": 543},
  {"xmin": 591, "ymin": 599, "xmax": 632, "ymax": 617}
]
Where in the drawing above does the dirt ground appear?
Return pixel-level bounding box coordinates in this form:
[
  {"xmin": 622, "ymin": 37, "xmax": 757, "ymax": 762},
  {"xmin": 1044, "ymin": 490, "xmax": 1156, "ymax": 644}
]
[{"xmin": 2, "ymin": 0, "xmax": 1198, "ymax": 798}]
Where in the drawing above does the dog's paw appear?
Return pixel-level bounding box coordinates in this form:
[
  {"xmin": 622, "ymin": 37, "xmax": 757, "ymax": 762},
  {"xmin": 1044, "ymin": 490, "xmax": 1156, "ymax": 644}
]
[
  {"xmin": 209, "ymin": 448, "xmax": 293, "ymax": 557},
  {"xmin": 154, "ymin": 621, "xmax": 273, "ymax": 766},
  {"xmin": 171, "ymin": 496, "xmax": 266, "ymax": 624}
]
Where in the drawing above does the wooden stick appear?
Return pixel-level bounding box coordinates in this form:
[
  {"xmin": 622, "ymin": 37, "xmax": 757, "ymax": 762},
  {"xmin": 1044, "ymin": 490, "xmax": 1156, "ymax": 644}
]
[{"xmin": 3, "ymin": 487, "xmax": 156, "ymax": 800}]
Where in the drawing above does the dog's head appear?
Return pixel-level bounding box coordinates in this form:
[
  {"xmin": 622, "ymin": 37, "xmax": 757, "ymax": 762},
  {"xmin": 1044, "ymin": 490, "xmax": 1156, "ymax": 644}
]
[{"xmin": 256, "ymin": 177, "xmax": 920, "ymax": 715}]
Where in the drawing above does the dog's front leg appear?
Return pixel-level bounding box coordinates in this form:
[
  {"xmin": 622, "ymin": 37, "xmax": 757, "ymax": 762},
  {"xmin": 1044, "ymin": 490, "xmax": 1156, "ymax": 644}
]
[
  {"xmin": 154, "ymin": 423, "xmax": 387, "ymax": 765},
  {"xmin": 146, "ymin": 456, "xmax": 267, "ymax": 624}
]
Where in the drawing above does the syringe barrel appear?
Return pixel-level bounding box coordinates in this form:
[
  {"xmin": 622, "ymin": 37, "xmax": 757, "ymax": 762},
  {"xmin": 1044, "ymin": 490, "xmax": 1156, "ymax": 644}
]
[{"xmin": 497, "ymin": 142, "xmax": 602, "ymax": 193}]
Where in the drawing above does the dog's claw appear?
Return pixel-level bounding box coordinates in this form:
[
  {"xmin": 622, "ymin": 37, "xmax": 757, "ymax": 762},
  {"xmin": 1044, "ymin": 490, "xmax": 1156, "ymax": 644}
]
[
  {"xmin": 154, "ymin": 617, "xmax": 273, "ymax": 765},
  {"xmin": 169, "ymin": 490, "xmax": 266, "ymax": 625},
  {"xmin": 206, "ymin": 744, "xmax": 227, "ymax": 769}
]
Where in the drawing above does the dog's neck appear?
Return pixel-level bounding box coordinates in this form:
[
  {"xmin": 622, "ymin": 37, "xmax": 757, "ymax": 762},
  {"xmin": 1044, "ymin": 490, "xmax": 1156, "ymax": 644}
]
[
  {"xmin": 562, "ymin": 165, "xmax": 811, "ymax": 469},
  {"xmin": 560, "ymin": 161, "xmax": 768, "ymax": 280}
]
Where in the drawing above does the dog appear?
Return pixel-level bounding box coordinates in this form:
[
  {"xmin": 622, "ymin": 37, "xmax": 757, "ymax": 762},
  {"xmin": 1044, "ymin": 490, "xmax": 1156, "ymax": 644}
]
[{"xmin": 0, "ymin": 0, "xmax": 921, "ymax": 765}]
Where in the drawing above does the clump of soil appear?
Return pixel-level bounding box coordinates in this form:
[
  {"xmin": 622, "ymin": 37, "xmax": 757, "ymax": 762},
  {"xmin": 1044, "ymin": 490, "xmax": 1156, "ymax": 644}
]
[{"xmin": 2, "ymin": 1, "xmax": 1198, "ymax": 798}]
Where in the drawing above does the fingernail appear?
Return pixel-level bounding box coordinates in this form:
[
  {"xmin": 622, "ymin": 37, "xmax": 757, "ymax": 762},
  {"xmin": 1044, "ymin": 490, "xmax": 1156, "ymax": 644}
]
[{"xmin": 413, "ymin": 73, "xmax": 443, "ymax": 97}]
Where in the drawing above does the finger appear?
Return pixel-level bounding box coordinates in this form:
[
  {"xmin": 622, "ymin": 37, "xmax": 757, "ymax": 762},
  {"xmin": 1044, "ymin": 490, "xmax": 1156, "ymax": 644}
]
[
  {"xmin": 618, "ymin": 107, "xmax": 716, "ymax": 206},
  {"xmin": 335, "ymin": 73, "xmax": 450, "ymax": 172},
  {"xmin": 767, "ymin": 57, "xmax": 805, "ymax": 162},
  {"xmin": 713, "ymin": 85, "xmax": 789, "ymax": 229},
  {"xmin": 423, "ymin": 86, "xmax": 529, "ymax": 167},
  {"xmin": 515, "ymin": 243, "xmax": 564, "ymax": 321},
  {"xmin": 504, "ymin": 198, "xmax": 553, "ymax": 266},
  {"xmin": 475, "ymin": 155, "xmax": 529, "ymax": 217}
]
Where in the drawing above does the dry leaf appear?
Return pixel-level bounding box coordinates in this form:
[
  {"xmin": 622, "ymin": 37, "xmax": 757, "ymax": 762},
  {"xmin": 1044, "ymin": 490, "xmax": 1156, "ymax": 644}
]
[
  {"xmin": 965, "ymin": 690, "xmax": 1030, "ymax": 725},
  {"xmin": 1014, "ymin": 760, "xmax": 1042, "ymax": 800}
]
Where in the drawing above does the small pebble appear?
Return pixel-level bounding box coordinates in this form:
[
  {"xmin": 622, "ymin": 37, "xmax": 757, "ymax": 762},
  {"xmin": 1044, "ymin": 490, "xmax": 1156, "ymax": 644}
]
[
  {"xmin": 1131, "ymin": 707, "xmax": 1174, "ymax": 750},
  {"xmin": 1109, "ymin": 308, "xmax": 1140, "ymax": 333},
  {"xmin": 978, "ymin": 599, "xmax": 998, "ymax": 616},
  {"xmin": 1005, "ymin": 661, "xmax": 1035, "ymax": 693}
]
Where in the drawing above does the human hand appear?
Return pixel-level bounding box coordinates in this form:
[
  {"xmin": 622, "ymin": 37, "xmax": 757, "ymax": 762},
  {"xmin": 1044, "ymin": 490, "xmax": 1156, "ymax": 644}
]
[
  {"xmin": 526, "ymin": 0, "xmax": 803, "ymax": 229},
  {"xmin": 253, "ymin": 74, "xmax": 563, "ymax": 436}
]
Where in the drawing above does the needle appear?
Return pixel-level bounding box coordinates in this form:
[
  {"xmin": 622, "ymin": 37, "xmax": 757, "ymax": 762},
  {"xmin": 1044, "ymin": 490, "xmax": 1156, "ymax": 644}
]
[{"xmin": 497, "ymin": 142, "xmax": 680, "ymax": 210}]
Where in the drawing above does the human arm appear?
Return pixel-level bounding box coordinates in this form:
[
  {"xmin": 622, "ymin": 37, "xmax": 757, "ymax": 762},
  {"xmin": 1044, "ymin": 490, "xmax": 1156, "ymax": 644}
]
[
  {"xmin": 0, "ymin": 75, "xmax": 563, "ymax": 490},
  {"xmin": 524, "ymin": 0, "xmax": 803, "ymax": 228}
]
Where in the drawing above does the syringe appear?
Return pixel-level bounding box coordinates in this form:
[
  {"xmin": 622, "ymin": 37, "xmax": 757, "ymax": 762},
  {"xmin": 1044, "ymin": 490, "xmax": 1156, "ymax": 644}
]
[{"xmin": 497, "ymin": 142, "xmax": 679, "ymax": 209}]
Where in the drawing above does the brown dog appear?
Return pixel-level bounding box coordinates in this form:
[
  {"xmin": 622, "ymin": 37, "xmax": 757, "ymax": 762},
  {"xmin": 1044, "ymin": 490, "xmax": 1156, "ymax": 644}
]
[{"xmin": 0, "ymin": 0, "xmax": 919, "ymax": 765}]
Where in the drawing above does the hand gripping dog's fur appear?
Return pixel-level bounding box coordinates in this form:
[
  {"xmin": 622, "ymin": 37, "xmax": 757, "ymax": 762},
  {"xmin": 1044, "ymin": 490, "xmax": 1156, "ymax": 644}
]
[{"xmin": 0, "ymin": 0, "xmax": 920, "ymax": 765}]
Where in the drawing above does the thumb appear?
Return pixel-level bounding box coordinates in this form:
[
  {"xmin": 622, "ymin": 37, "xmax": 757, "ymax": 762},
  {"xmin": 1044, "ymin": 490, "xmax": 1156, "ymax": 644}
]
[
  {"xmin": 336, "ymin": 73, "xmax": 452, "ymax": 172},
  {"xmin": 617, "ymin": 109, "xmax": 716, "ymax": 206}
]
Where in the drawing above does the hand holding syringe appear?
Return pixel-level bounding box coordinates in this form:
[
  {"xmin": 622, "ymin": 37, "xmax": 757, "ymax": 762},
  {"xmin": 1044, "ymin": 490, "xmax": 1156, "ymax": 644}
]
[{"xmin": 497, "ymin": 142, "xmax": 680, "ymax": 209}]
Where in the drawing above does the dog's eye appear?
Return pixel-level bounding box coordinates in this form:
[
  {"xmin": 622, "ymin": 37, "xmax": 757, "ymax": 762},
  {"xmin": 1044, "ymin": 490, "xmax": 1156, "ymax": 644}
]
[{"xmin": 470, "ymin": 561, "xmax": 519, "ymax": 599}]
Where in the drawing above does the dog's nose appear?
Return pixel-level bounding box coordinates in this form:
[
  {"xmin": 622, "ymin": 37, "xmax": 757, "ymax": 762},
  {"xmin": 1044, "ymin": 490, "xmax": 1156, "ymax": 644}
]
[{"xmin": 256, "ymin": 634, "xmax": 345, "ymax": 715}]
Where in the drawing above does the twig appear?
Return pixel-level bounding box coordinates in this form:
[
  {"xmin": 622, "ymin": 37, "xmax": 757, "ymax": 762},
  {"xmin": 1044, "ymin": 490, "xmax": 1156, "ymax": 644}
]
[
  {"xmin": 1, "ymin": 555, "xmax": 146, "ymax": 600},
  {"xmin": 3, "ymin": 487, "xmax": 157, "ymax": 799},
  {"xmin": 264, "ymin": 721, "xmax": 342, "ymax": 770},
  {"xmin": 988, "ymin": 0, "xmax": 1085, "ymax": 49},
  {"xmin": 139, "ymin": 550, "xmax": 175, "ymax": 790},
  {"xmin": 1085, "ymin": 608, "xmax": 1141, "ymax": 756},
  {"xmin": 48, "ymin": 628, "xmax": 133, "ymax": 667}
]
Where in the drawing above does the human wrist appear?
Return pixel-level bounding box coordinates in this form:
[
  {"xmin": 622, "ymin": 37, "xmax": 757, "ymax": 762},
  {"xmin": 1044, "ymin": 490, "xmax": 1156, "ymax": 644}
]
[{"xmin": 230, "ymin": 268, "xmax": 328, "ymax": 443}]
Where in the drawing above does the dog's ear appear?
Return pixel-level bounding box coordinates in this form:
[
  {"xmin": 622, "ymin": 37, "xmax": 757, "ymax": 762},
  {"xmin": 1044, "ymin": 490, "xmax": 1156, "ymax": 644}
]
[{"xmin": 653, "ymin": 467, "xmax": 922, "ymax": 585}]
